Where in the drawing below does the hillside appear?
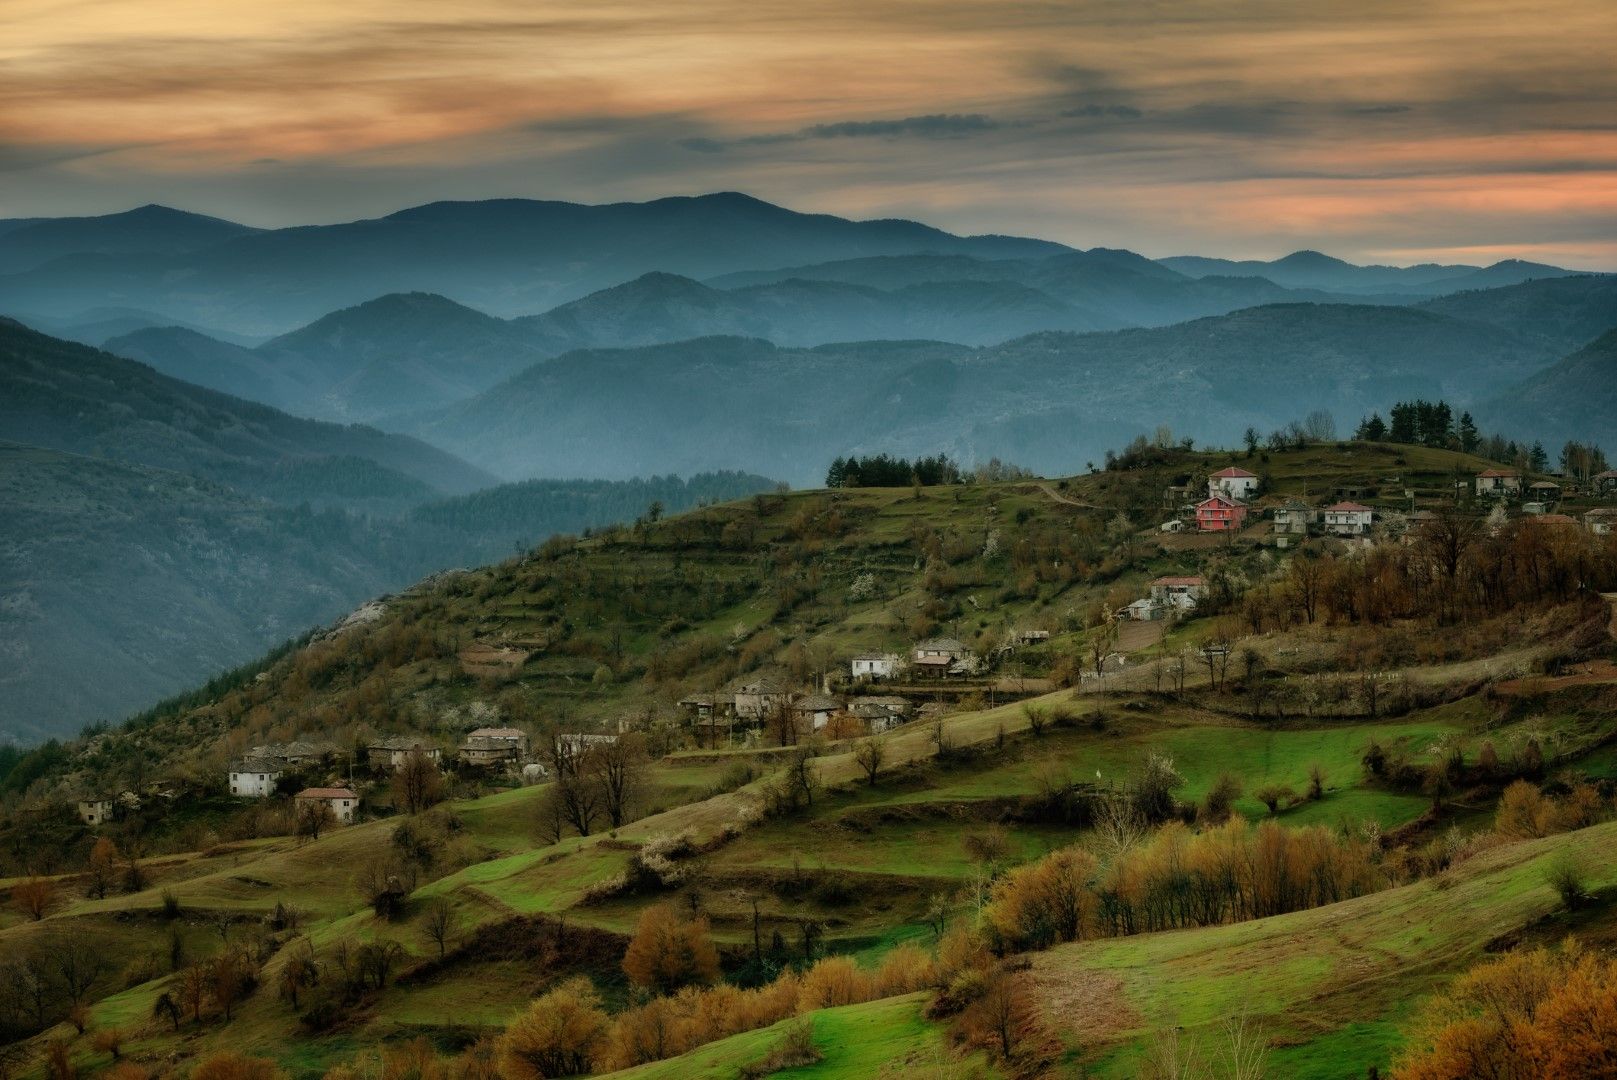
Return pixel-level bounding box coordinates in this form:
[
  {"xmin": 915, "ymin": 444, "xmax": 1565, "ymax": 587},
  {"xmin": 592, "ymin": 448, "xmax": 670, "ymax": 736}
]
[
  {"xmin": 411, "ymin": 304, "xmax": 1556, "ymax": 484},
  {"xmin": 0, "ymin": 440, "xmax": 775, "ymax": 739},
  {"xmin": 1417, "ymin": 273, "xmax": 1617, "ymax": 354},
  {"xmin": 0, "ymin": 320, "xmax": 494, "ymax": 506},
  {"xmin": 2, "ymin": 442, "xmax": 1615, "ymax": 1079},
  {"xmin": 0, "ymin": 445, "xmax": 433, "ymax": 744},
  {"xmin": 0, "ymin": 193, "xmax": 1068, "ymax": 335},
  {"xmin": 1476, "ymin": 328, "xmax": 1617, "ymax": 446}
]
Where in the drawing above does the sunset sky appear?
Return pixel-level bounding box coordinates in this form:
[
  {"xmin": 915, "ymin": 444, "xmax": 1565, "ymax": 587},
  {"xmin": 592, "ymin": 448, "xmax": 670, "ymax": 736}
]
[{"xmin": 3, "ymin": 0, "xmax": 1616, "ymax": 266}]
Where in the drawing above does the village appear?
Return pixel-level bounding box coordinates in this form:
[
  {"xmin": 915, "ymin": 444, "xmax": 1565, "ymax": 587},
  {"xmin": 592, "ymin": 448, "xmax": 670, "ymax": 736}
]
[{"xmin": 31, "ymin": 450, "xmax": 1614, "ymax": 843}]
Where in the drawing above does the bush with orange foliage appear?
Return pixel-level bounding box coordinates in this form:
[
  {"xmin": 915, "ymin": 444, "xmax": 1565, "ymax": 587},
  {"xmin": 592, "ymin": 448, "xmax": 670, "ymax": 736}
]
[
  {"xmin": 1394, "ymin": 940, "xmax": 1617, "ymax": 1079},
  {"xmin": 796, "ymin": 956, "xmax": 872, "ymax": 1011},
  {"xmin": 985, "ymin": 818, "xmax": 1380, "ymax": 949},
  {"xmin": 498, "ymin": 977, "xmax": 610, "ymax": 1080},
  {"xmin": 1495, "ymin": 779, "xmax": 1610, "ymax": 840},
  {"xmin": 985, "ymin": 847, "xmax": 1097, "ymax": 951},
  {"xmin": 190, "ymin": 1053, "xmax": 286, "ymax": 1080},
  {"xmin": 621, "ymin": 903, "xmax": 720, "ymax": 994}
]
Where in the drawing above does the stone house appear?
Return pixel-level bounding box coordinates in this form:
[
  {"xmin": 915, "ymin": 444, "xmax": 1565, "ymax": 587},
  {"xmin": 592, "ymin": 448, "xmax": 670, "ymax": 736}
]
[{"xmin": 228, "ymin": 755, "xmax": 284, "ymax": 798}]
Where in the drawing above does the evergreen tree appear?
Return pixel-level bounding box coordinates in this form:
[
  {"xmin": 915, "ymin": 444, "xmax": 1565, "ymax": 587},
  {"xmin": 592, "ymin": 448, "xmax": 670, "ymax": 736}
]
[
  {"xmin": 1458, "ymin": 412, "xmax": 1479, "ymax": 454},
  {"xmin": 1529, "ymin": 441, "xmax": 1549, "ymax": 472}
]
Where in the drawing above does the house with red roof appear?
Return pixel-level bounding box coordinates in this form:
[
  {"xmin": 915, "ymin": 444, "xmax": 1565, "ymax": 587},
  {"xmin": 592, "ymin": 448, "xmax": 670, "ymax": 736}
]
[
  {"xmin": 1474, "ymin": 468, "xmax": 1521, "ymax": 498},
  {"xmin": 1208, "ymin": 466, "xmax": 1260, "ymax": 501},
  {"xmin": 1196, "ymin": 494, "xmax": 1247, "ymax": 532},
  {"xmin": 1322, "ymin": 502, "xmax": 1374, "ymax": 536},
  {"xmin": 295, "ymin": 786, "xmax": 358, "ymax": 825}
]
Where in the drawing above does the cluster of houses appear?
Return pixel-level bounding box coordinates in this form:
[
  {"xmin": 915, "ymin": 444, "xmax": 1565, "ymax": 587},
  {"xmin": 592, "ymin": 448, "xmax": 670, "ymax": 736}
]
[{"xmin": 1169, "ymin": 466, "xmax": 1617, "ymax": 543}]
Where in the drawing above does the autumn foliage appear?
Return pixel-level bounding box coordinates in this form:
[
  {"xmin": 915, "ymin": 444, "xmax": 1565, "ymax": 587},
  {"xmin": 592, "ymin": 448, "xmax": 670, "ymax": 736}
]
[
  {"xmin": 621, "ymin": 903, "xmax": 720, "ymax": 994},
  {"xmin": 1394, "ymin": 941, "xmax": 1617, "ymax": 1079},
  {"xmin": 497, "ymin": 978, "xmax": 611, "ymax": 1080},
  {"xmin": 986, "ymin": 818, "xmax": 1380, "ymax": 951}
]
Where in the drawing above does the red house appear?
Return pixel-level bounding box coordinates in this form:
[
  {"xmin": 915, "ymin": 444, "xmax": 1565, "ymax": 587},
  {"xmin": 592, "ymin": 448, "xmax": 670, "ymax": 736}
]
[{"xmin": 1196, "ymin": 494, "xmax": 1248, "ymax": 532}]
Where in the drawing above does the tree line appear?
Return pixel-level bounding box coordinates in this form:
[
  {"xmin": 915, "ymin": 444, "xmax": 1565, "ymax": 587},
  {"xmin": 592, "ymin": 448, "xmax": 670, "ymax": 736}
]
[{"xmin": 824, "ymin": 454, "xmax": 962, "ymax": 488}]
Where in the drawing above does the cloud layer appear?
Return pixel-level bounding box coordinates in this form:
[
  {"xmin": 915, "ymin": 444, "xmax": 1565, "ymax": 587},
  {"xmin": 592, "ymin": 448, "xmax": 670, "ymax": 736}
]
[{"xmin": 2, "ymin": 0, "xmax": 1615, "ymax": 265}]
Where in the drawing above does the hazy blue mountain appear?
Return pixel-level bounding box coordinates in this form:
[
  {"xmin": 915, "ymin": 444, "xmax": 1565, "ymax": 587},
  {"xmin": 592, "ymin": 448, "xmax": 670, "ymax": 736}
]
[
  {"xmin": 1159, "ymin": 250, "xmax": 1583, "ymax": 295},
  {"xmin": 0, "ymin": 438, "xmax": 777, "ymax": 741},
  {"xmin": 0, "ymin": 204, "xmax": 260, "ymax": 274},
  {"xmin": 1475, "ymin": 329, "xmax": 1617, "ymax": 448},
  {"xmin": 1417, "ymin": 275, "xmax": 1617, "ymax": 353},
  {"xmin": 711, "ymin": 249, "xmax": 1397, "ymax": 329},
  {"xmin": 516, "ymin": 271, "xmax": 1087, "ymax": 350},
  {"xmin": 17, "ymin": 307, "xmax": 268, "ymax": 348},
  {"xmin": 411, "ymin": 304, "xmax": 1553, "ymax": 485},
  {"xmin": 0, "ymin": 193, "xmax": 1069, "ymax": 335},
  {"xmin": 0, "ymin": 319, "xmax": 494, "ymax": 509}
]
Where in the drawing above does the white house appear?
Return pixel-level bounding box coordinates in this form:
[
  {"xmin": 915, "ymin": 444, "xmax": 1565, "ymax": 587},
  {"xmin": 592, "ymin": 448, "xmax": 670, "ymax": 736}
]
[
  {"xmin": 1322, "ymin": 501, "xmax": 1375, "ymax": 536},
  {"xmin": 228, "ymin": 755, "xmax": 283, "ymax": 798},
  {"xmin": 1148, "ymin": 576, "xmax": 1206, "ymax": 611},
  {"xmin": 557, "ymin": 732, "xmax": 619, "ymax": 754},
  {"xmin": 294, "ymin": 787, "xmax": 358, "ymax": 825},
  {"xmin": 849, "ymin": 652, "xmax": 902, "ymax": 680},
  {"xmin": 1475, "ymin": 469, "xmax": 1521, "ymax": 497},
  {"xmin": 1207, "ymin": 466, "xmax": 1260, "ymax": 501}
]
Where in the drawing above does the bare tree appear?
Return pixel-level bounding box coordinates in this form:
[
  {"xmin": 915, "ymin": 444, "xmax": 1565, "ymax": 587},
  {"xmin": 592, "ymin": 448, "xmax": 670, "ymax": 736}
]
[
  {"xmin": 852, "ymin": 738, "xmax": 886, "ymax": 786},
  {"xmin": 49, "ymin": 934, "xmax": 105, "ymax": 1006},
  {"xmin": 422, "ymin": 896, "xmax": 455, "ymax": 961},
  {"xmin": 595, "ymin": 734, "xmax": 647, "ymax": 829},
  {"xmin": 392, "ymin": 750, "xmax": 445, "ymax": 815}
]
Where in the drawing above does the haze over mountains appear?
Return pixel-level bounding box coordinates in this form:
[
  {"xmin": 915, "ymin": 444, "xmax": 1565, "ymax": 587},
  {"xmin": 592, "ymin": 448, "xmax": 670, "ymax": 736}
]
[{"xmin": 1, "ymin": 190, "xmax": 1613, "ymax": 738}]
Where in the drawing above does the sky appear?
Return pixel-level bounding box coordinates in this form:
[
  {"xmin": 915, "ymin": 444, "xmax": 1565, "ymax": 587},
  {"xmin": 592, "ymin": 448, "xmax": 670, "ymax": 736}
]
[{"xmin": 3, "ymin": 0, "xmax": 1616, "ymax": 267}]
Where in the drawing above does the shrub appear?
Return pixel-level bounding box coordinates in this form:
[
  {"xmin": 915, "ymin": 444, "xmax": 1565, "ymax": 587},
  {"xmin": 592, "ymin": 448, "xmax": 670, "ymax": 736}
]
[
  {"xmin": 498, "ymin": 978, "xmax": 609, "ymax": 1080},
  {"xmin": 1544, "ymin": 852, "xmax": 1590, "ymax": 910},
  {"xmin": 622, "ymin": 904, "xmax": 720, "ymax": 994}
]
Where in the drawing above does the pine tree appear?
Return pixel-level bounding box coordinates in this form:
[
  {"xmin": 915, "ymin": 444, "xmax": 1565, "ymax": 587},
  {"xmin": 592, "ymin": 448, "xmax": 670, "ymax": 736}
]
[{"xmin": 1458, "ymin": 412, "xmax": 1479, "ymax": 454}]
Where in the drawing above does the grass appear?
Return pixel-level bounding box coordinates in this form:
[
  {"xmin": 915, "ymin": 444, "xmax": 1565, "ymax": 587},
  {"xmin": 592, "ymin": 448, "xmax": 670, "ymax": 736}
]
[{"xmin": 1036, "ymin": 821, "xmax": 1617, "ymax": 1079}]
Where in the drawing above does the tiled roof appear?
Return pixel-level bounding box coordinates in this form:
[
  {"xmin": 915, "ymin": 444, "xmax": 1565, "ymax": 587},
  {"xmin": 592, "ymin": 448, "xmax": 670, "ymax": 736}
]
[
  {"xmin": 1325, "ymin": 502, "xmax": 1373, "ymax": 513},
  {"xmin": 296, "ymin": 787, "xmax": 356, "ymax": 800},
  {"xmin": 1211, "ymin": 467, "xmax": 1257, "ymax": 478},
  {"xmin": 1150, "ymin": 575, "xmax": 1205, "ymax": 587}
]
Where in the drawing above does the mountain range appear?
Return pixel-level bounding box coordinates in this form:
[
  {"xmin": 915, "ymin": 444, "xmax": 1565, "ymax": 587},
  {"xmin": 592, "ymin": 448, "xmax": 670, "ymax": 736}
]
[
  {"xmin": 2, "ymin": 191, "xmax": 1614, "ymax": 738},
  {"xmin": 0, "ymin": 193, "xmax": 1068, "ymax": 335},
  {"xmin": 407, "ymin": 300, "xmax": 1585, "ymax": 485},
  {"xmin": 1, "ymin": 193, "xmax": 1596, "ymax": 341}
]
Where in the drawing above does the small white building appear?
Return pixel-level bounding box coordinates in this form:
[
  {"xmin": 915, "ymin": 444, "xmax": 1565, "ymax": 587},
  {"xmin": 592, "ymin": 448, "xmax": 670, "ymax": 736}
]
[
  {"xmin": 1475, "ymin": 469, "xmax": 1521, "ymax": 497},
  {"xmin": 1322, "ymin": 501, "xmax": 1375, "ymax": 536},
  {"xmin": 849, "ymin": 652, "xmax": 902, "ymax": 680},
  {"xmin": 294, "ymin": 787, "xmax": 358, "ymax": 825},
  {"xmin": 1208, "ymin": 467, "xmax": 1260, "ymax": 501},
  {"xmin": 76, "ymin": 798, "xmax": 114, "ymax": 827},
  {"xmin": 1148, "ymin": 576, "xmax": 1206, "ymax": 611},
  {"xmin": 228, "ymin": 755, "xmax": 283, "ymax": 798}
]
